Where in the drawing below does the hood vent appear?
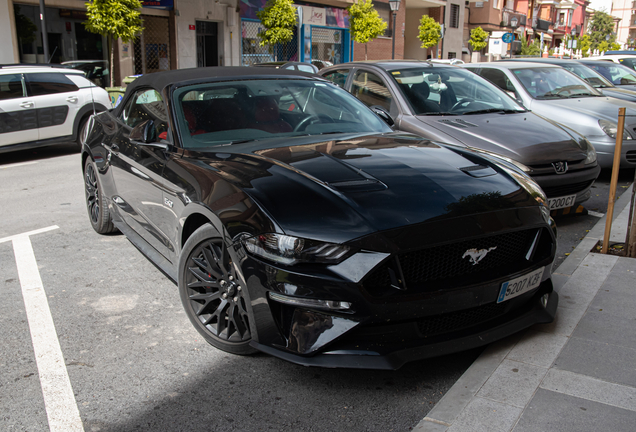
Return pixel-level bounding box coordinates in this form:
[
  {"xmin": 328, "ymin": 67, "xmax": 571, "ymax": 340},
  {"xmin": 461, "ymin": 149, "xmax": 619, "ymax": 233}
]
[
  {"xmin": 460, "ymin": 164, "xmax": 497, "ymax": 178},
  {"xmin": 328, "ymin": 179, "xmax": 388, "ymax": 193},
  {"xmin": 438, "ymin": 119, "xmax": 478, "ymax": 128}
]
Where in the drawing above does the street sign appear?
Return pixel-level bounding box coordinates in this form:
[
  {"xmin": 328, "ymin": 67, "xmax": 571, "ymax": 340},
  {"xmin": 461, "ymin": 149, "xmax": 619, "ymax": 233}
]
[{"xmin": 502, "ymin": 33, "xmax": 515, "ymax": 44}]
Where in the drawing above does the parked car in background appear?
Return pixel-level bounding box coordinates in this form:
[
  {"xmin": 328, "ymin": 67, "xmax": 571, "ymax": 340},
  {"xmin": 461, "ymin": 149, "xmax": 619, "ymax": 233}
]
[
  {"xmin": 320, "ymin": 61, "xmax": 600, "ymax": 211},
  {"xmin": 429, "ymin": 59, "xmax": 465, "ymax": 65},
  {"xmin": 576, "ymin": 60, "xmax": 636, "ymax": 92},
  {"xmin": 253, "ymin": 61, "xmax": 319, "ymax": 73},
  {"xmin": 61, "ymin": 60, "xmax": 109, "ymax": 88},
  {"xmin": 500, "ymin": 58, "xmax": 636, "ymax": 103},
  {"xmin": 311, "ymin": 59, "xmax": 333, "ymax": 70},
  {"xmin": 82, "ymin": 66, "xmax": 558, "ymax": 369},
  {"xmin": 0, "ymin": 64, "xmax": 111, "ymax": 153},
  {"xmin": 585, "ymin": 54, "xmax": 636, "ymax": 71},
  {"xmin": 464, "ymin": 61, "xmax": 636, "ymax": 169}
]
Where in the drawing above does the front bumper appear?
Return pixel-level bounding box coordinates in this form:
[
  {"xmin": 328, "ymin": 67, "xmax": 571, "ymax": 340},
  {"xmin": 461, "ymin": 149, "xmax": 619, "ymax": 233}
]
[
  {"xmin": 252, "ymin": 284, "xmax": 557, "ymax": 370},
  {"xmin": 239, "ymin": 208, "xmax": 557, "ymax": 370},
  {"xmin": 532, "ymin": 164, "xmax": 600, "ymax": 206},
  {"xmin": 589, "ymin": 138, "xmax": 636, "ymax": 169}
]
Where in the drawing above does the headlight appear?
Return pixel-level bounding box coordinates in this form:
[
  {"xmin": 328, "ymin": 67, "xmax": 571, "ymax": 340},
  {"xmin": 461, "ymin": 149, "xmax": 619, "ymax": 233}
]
[
  {"xmin": 498, "ymin": 164, "xmax": 549, "ymax": 222},
  {"xmin": 242, "ymin": 233, "xmax": 351, "ymax": 265},
  {"xmin": 472, "ymin": 149, "xmax": 532, "ymax": 173},
  {"xmin": 599, "ymin": 119, "xmax": 633, "ymax": 140},
  {"xmin": 583, "ymin": 138, "xmax": 597, "ymax": 164}
]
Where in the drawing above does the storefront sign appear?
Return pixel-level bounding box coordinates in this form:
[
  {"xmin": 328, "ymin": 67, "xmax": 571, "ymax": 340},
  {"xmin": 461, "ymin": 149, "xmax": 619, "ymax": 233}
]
[
  {"xmin": 141, "ymin": 0, "xmax": 173, "ymax": 10},
  {"xmin": 301, "ymin": 6, "xmax": 326, "ymax": 26},
  {"xmin": 189, "ymin": 25, "xmax": 196, "ymax": 30}
]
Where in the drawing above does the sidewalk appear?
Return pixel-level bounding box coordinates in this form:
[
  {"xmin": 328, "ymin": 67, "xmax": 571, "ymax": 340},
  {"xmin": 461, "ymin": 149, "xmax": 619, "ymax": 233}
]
[{"xmin": 415, "ymin": 186, "xmax": 636, "ymax": 432}]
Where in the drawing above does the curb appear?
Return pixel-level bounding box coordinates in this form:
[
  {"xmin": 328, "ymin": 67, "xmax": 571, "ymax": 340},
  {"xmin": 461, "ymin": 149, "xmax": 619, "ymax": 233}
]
[{"xmin": 414, "ymin": 185, "xmax": 634, "ymax": 432}]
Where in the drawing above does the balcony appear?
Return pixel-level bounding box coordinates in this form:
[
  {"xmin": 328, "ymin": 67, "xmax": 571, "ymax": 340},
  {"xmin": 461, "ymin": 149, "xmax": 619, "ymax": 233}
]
[{"xmin": 502, "ymin": 9, "xmax": 527, "ymax": 28}]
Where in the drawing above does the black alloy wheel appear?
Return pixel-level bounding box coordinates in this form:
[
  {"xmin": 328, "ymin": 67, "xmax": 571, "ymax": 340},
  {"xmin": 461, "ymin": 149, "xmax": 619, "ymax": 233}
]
[
  {"xmin": 179, "ymin": 224, "xmax": 256, "ymax": 355},
  {"xmin": 84, "ymin": 158, "xmax": 116, "ymax": 234}
]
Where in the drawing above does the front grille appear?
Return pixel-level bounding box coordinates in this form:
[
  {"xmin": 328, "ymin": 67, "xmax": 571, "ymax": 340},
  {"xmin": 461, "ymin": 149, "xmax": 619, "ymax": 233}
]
[
  {"xmin": 364, "ymin": 228, "xmax": 551, "ymax": 297},
  {"xmin": 627, "ymin": 150, "xmax": 636, "ymax": 163},
  {"xmin": 541, "ymin": 180, "xmax": 594, "ymax": 198},
  {"xmin": 417, "ymin": 301, "xmax": 508, "ymax": 337}
]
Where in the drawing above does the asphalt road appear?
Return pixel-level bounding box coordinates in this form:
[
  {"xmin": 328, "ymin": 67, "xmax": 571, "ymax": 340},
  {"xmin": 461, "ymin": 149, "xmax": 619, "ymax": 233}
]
[{"xmin": 1, "ymin": 144, "xmax": 633, "ymax": 432}]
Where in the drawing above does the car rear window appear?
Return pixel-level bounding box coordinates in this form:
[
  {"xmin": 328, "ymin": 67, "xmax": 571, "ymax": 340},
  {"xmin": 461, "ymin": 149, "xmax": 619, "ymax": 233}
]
[{"xmin": 25, "ymin": 72, "xmax": 79, "ymax": 96}]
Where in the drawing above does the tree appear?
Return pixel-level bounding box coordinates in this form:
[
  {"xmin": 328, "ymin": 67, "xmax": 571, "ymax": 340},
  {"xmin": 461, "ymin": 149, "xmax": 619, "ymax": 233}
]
[
  {"xmin": 348, "ymin": 0, "xmax": 387, "ymax": 60},
  {"xmin": 588, "ymin": 11, "xmax": 616, "ymax": 52},
  {"xmin": 85, "ymin": 0, "xmax": 143, "ymax": 87},
  {"xmin": 469, "ymin": 27, "xmax": 489, "ymax": 52},
  {"xmin": 579, "ymin": 34, "xmax": 591, "ymax": 57},
  {"xmin": 256, "ymin": 0, "xmax": 296, "ymax": 52},
  {"xmin": 610, "ymin": 41, "xmax": 621, "ymax": 51},
  {"xmin": 520, "ymin": 35, "xmax": 540, "ymax": 56},
  {"xmin": 418, "ymin": 15, "xmax": 441, "ymax": 53}
]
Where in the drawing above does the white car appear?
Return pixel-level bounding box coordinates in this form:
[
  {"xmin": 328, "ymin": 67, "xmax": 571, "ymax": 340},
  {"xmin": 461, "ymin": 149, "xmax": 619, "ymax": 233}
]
[
  {"xmin": 0, "ymin": 65, "xmax": 112, "ymax": 153},
  {"xmin": 585, "ymin": 54, "xmax": 636, "ymax": 71}
]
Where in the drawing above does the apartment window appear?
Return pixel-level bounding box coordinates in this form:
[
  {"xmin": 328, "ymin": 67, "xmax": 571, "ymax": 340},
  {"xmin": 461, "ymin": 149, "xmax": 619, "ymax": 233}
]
[
  {"xmin": 450, "ymin": 4, "xmax": 460, "ymax": 28},
  {"xmin": 376, "ymin": 3, "xmax": 392, "ymax": 37},
  {"xmin": 448, "ymin": 52, "xmax": 457, "ymax": 59}
]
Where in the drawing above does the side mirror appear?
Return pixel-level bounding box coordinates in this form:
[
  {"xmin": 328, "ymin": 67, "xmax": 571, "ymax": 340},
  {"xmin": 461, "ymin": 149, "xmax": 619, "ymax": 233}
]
[
  {"xmin": 129, "ymin": 119, "xmax": 168, "ymax": 149},
  {"xmin": 370, "ymin": 105, "xmax": 395, "ymax": 127}
]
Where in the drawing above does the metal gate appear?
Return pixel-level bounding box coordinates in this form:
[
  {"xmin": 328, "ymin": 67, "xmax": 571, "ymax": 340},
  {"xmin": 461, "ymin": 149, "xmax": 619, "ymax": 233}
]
[
  {"xmin": 311, "ymin": 27, "xmax": 343, "ymax": 64},
  {"xmin": 133, "ymin": 15, "xmax": 171, "ymax": 75},
  {"xmin": 241, "ymin": 19, "xmax": 297, "ymax": 66}
]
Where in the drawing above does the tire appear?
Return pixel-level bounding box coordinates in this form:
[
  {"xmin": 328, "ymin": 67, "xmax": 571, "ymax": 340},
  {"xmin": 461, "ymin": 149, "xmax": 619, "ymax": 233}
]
[
  {"xmin": 84, "ymin": 158, "xmax": 117, "ymax": 234},
  {"xmin": 76, "ymin": 115, "xmax": 90, "ymax": 151},
  {"xmin": 179, "ymin": 224, "xmax": 256, "ymax": 355}
]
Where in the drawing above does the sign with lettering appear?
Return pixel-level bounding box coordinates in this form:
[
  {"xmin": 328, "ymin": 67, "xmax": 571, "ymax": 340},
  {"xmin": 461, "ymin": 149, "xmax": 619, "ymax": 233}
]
[{"xmin": 301, "ymin": 6, "xmax": 326, "ymax": 26}]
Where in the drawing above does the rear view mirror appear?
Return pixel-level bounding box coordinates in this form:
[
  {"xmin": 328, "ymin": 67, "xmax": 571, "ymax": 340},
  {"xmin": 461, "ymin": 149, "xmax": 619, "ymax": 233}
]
[
  {"xmin": 370, "ymin": 105, "xmax": 395, "ymax": 127},
  {"xmin": 427, "ymin": 74, "xmax": 440, "ymax": 82}
]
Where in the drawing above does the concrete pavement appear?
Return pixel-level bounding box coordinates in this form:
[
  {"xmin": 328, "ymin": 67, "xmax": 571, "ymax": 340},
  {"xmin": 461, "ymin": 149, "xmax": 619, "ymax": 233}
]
[{"xmin": 414, "ymin": 186, "xmax": 636, "ymax": 432}]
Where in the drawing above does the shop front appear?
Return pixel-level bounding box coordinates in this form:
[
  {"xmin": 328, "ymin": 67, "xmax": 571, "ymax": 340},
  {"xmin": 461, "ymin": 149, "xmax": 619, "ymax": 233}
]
[{"xmin": 239, "ymin": 0, "xmax": 351, "ymax": 66}]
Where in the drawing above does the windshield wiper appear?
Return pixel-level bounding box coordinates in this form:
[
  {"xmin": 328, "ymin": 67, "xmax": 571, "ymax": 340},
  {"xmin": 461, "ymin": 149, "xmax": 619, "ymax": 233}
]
[
  {"xmin": 419, "ymin": 112, "xmax": 454, "ymax": 116},
  {"xmin": 463, "ymin": 109, "xmax": 522, "ymax": 115}
]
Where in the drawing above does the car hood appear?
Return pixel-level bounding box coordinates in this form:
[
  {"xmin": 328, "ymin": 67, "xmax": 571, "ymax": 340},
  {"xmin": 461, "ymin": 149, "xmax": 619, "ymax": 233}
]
[
  {"xmin": 198, "ymin": 133, "xmax": 538, "ymax": 243},
  {"xmin": 414, "ymin": 112, "xmax": 587, "ymax": 166},
  {"xmin": 601, "ymin": 87, "xmax": 636, "ymax": 101},
  {"xmin": 530, "ymin": 96, "xmax": 636, "ymax": 123}
]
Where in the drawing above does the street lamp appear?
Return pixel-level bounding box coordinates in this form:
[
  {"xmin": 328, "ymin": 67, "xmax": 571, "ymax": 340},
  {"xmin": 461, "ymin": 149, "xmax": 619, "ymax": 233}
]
[
  {"xmin": 510, "ymin": 17, "xmax": 519, "ymax": 29},
  {"xmin": 389, "ymin": 0, "xmax": 401, "ymax": 60}
]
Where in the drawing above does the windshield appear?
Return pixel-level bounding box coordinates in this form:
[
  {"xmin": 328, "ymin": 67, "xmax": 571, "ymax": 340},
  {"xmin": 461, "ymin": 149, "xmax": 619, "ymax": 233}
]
[
  {"xmin": 561, "ymin": 63, "xmax": 613, "ymax": 88},
  {"xmin": 513, "ymin": 67, "xmax": 601, "ymax": 99},
  {"xmin": 583, "ymin": 62, "xmax": 636, "ymax": 86},
  {"xmin": 389, "ymin": 67, "xmax": 526, "ymax": 115},
  {"xmin": 617, "ymin": 57, "xmax": 636, "ymax": 71},
  {"xmin": 173, "ymin": 79, "xmax": 391, "ymax": 149}
]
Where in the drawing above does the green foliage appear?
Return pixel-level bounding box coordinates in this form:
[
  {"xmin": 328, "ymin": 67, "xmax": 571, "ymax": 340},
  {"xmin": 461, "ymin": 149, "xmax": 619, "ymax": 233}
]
[
  {"xmin": 520, "ymin": 35, "xmax": 541, "ymax": 56},
  {"xmin": 14, "ymin": 5, "xmax": 38, "ymax": 45},
  {"xmin": 256, "ymin": 0, "xmax": 297, "ymax": 46},
  {"xmin": 610, "ymin": 42, "xmax": 621, "ymax": 51},
  {"xmin": 588, "ymin": 11, "xmax": 616, "ymax": 51},
  {"xmin": 579, "ymin": 34, "xmax": 591, "ymax": 57},
  {"xmin": 348, "ymin": 0, "xmax": 387, "ymax": 44},
  {"xmin": 597, "ymin": 40, "xmax": 609, "ymax": 53},
  {"xmin": 418, "ymin": 15, "xmax": 441, "ymax": 49},
  {"xmin": 85, "ymin": 0, "xmax": 143, "ymax": 43},
  {"xmin": 469, "ymin": 27, "xmax": 489, "ymax": 52}
]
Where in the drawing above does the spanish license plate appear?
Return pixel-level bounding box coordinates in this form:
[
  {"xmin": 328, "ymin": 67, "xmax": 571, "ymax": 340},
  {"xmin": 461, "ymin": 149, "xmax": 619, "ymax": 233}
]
[
  {"xmin": 497, "ymin": 267, "xmax": 545, "ymax": 304},
  {"xmin": 547, "ymin": 194, "xmax": 576, "ymax": 210}
]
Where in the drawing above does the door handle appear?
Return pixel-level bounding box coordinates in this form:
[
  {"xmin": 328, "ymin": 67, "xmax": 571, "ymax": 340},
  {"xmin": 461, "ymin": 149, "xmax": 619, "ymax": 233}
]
[
  {"xmin": 19, "ymin": 101, "xmax": 34, "ymax": 108},
  {"xmin": 66, "ymin": 96, "xmax": 78, "ymax": 103}
]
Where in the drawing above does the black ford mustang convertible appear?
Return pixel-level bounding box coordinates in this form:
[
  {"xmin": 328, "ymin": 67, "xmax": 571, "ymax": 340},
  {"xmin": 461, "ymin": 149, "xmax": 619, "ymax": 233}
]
[{"xmin": 82, "ymin": 67, "xmax": 558, "ymax": 369}]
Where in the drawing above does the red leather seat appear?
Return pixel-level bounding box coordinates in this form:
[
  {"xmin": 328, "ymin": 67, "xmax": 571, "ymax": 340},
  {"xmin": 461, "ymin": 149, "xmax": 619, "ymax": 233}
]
[
  {"xmin": 248, "ymin": 97, "xmax": 292, "ymax": 133},
  {"xmin": 182, "ymin": 104, "xmax": 205, "ymax": 136}
]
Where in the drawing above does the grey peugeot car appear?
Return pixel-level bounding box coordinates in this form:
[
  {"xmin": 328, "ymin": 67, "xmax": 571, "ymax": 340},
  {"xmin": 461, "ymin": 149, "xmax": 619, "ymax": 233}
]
[
  {"xmin": 577, "ymin": 60, "xmax": 636, "ymax": 93},
  {"xmin": 319, "ymin": 61, "xmax": 600, "ymax": 211},
  {"xmin": 464, "ymin": 61, "xmax": 636, "ymax": 169},
  {"xmin": 500, "ymin": 58, "xmax": 636, "ymax": 103}
]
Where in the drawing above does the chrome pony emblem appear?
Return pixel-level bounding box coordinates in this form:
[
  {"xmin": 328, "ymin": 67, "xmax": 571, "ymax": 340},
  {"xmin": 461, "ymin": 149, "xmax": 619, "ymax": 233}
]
[
  {"xmin": 552, "ymin": 161, "xmax": 568, "ymax": 174},
  {"xmin": 462, "ymin": 247, "xmax": 497, "ymax": 265}
]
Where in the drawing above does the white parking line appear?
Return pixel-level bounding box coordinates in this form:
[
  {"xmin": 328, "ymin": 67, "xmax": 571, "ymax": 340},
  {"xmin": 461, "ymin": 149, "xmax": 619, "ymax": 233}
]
[
  {"xmin": 3, "ymin": 226, "xmax": 84, "ymax": 432},
  {"xmin": 0, "ymin": 161, "xmax": 39, "ymax": 170}
]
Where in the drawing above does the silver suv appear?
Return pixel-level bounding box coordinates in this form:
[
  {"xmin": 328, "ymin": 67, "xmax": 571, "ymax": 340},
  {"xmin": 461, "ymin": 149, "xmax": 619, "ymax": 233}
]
[{"xmin": 0, "ymin": 65, "xmax": 112, "ymax": 153}]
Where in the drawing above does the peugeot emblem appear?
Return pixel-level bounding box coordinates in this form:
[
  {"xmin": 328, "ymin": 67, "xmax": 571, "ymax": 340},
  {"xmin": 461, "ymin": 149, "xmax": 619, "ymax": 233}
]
[
  {"xmin": 552, "ymin": 161, "xmax": 568, "ymax": 174},
  {"xmin": 462, "ymin": 247, "xmax": 497, "ymax": 265}
]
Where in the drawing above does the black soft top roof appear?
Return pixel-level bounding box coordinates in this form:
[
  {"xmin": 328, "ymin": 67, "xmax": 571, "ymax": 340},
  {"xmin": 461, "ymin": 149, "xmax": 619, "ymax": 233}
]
[{"xmin": 127, "ymin": 66, "xmax": 317, "ymax": 94}]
